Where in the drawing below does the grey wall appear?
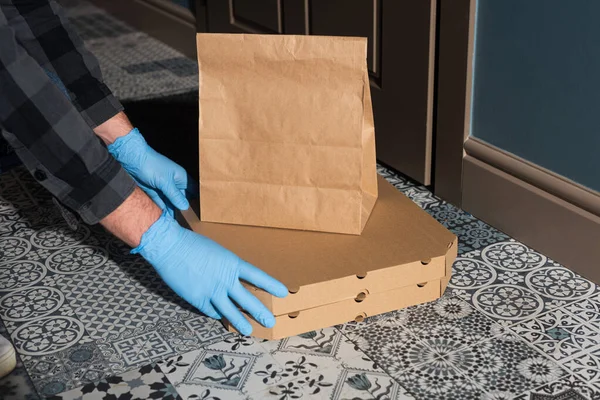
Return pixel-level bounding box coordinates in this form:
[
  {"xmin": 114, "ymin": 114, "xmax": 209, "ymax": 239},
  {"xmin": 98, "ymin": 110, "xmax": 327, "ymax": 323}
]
[{"xmin": 471, "ymin": 0, "xmax": 600, "ymax": 192}]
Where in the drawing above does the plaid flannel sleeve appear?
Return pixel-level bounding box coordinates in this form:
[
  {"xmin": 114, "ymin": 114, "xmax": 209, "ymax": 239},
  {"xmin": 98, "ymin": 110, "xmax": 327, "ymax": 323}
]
[
  {"xmin": 0, "ymin": 13, "xmax": 135, "ymax": 224},
  {"xmin": 2, "ymin": 0, "xmax": 123, "ymax": 128}
]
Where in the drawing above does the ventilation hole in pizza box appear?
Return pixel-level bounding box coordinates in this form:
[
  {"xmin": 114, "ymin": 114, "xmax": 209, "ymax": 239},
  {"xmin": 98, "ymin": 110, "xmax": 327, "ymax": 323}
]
[
  {"xmin": 355, "ymin": 313, "xmax": 367, "ymax": 323},
  {"xmin": 288, "ymin": 311, "xmax": 300, "ymax": 319},
  {"xmin": 417, "ymin": 282, "xmax": 428, "ymax": 288},
  {"xmin": 354, "ymin": 292, "xmax": 367, "ymax": 303},
  {"xmin": 356, "ymin": 272, "xmax": 367, "ymax": 279},
  {"xmin": 421, "ymin": 259, "xmax": 431, "ymax": 265},
  {"xmin": 288, "ymin": 286, "xmax": 300, "ymax": 294}
]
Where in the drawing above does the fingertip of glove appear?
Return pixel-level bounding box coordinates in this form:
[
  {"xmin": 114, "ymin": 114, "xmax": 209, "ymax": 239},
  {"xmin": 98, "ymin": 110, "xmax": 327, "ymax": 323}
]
[
  {"xmin": 262, "ymin": 315, "xmax": 276, "ymax": 328},
  {"xmin": 238, "ymin": 324, "xmax": 253, "ymax": 337},
  {"xmin": 204, "ymin": 311, "xmax": 221, "ymax": 320},
  {"xmin": 272, "ymin": 284, "xmax": 289, "ymax": 299},
  {"xmin": 175, "ymin": 198, "xmax": 190, "ymax": 211}
]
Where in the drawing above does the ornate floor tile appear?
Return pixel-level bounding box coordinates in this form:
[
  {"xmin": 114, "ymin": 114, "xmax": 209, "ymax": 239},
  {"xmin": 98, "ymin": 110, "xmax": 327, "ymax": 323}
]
[
  {"xmin": 525, "ymin": 267, "xmax": 597, "ymax": 307},
  {"xmin": 452, "ymin": 220, "xmax": 510, "ymax": 254},
  {"xmin": 425, "ymin": 203, "xmax": 511, "ymax": 254},
  {"xmin": 207, "ymin": 335, "xmax": 269, "ymax": 356},
  {"xmin": 344, "ymin": 321, "xmax": 412, "ymax": 353},
  {"xmin": 0, "ymin": 260, "xmax": 49, "ymax": 292},
  {"xmin": 450, "ymin": 242, "xmax": 598, "ymax": 324},
  {"xmin": 0, "ymin": 209, "xmax": 30, "ymax": 237},
  {"xmin": 113, "ymin": 330, "xmax": 174, "ymax": 366},
  {"xmin": 0, "ymin": 286, "xmax": 65, "ymax": 322},
  {"xmin": 509, "ymin": 308, "xmax": 600, "ymax": 361},
  {"xmin": 481, "ymin": 241, "xmax": 547, "ymax": 272},
  {"xmin": 449, "ymin": 256, "xmax": 498, "ymax": 294},
  {"xmin": 318, "ymin": 366, "xmax": 413, "ymax": 400},
  {"xmin": 562, "ymin": 347, "xmax": 600, "ymax": 388},
  {"xmin": 337, "ymin": 350, "xmax": 414, "ymax": 400},
  {"xmin": 29, "ymin": 224, "xmax": 90, "ymax": 250},
  {"xmin": 21, "ymin": 342, "xmax": 108, "ymax": 393},
  {"xmin": 95, "ymin": 318, "xmax": 219, "ymax": 374},
  {"xmin": 263, "ymin": 327, "xmax": 372, "ymax": 359},
  {"xmin": 269, "ymin": 346, "xmax": 342, "ymax": 382},
  {"xmin": 156, "ymin": 319, "xmax": 210, "ymax": 353},
  {"xmin": 377, "ymin": 165, "xmax": 417, "ymax": 192},
  {"xmin": 158, "ymin": 347, "xmax": 269, "ymax": 399},
  {"xmin": 398, "ymin": 295, "xmax": 502, "ymax": 350},
  {"xmin": 394, "ymin": 356, "xmax": 483, "ymax": 400},
  {"xmin": 564, "ymin": 292, "xmax": 600, "ymax": 330},
  {"xmin": 276, "ymin": 328, "xmax": 345, "ymax": 359},
  {"xmin": 0, "ymin": 175, "xmax": 36, "ymax": 212},
  {"xmin": 513, "ymin": 375, "xmax": 599, "ymax": 400},
  {"xmin": 11, "ymin": 316, "xmax": 86, "ymax": 356},
  {"xmin": 425, "ymin": 202, "xmax": 476, "ymax": 230},
  {"xmin": 466, "ymin": 282, "xmax": 547, "ymax": 324},
  {"xmin": 345, "ymin": 323, "xmax": 432, "ymax": 376},
  {"xmin": 400, "ymin": 186, "xmax": 442, "ymax": 210},
  {"xmin": 247, "ymin": 344, "xmax": 414, "ymax": 400},
  {"xmin": 56, "ymin": 259, "xmax": 191, "ymax": 342},
  {"xmin": 0, "ymin": 236, "xmax": 31, "ymax": 262},
  {"xmin": 452, "ymin": 333, "xmax": 567, "ymax": 396},
  {"xmin": 49, "ymin": 363, "xmax": 181, "ymax": 400},
  {"xmin": 169, "ymin": 328, "xmax": 414, "ymax": 399}
]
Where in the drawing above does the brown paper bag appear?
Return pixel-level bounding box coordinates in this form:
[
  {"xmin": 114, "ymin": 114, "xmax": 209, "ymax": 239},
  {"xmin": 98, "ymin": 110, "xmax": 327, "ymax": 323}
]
[{"xmin": 196, "ymin": 34, "xmax": 378, "ymax": 235}]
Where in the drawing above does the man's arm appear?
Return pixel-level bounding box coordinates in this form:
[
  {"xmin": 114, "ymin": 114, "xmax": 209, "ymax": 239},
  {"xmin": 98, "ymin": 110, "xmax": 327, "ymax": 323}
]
[
  {"xmin": 101, "ymin": 186, "xmax": 161, "ymax": 247},
  {"xmin": 0, "ymin": 15, "xmax": 134, "ymax": 224},
  {"xmin": 94, "ymin": 111, "xmax": 134, "ymax": 145},
  {"xmin": 2, "ymin": 1, "xmax": 195, "ymax": 211}
]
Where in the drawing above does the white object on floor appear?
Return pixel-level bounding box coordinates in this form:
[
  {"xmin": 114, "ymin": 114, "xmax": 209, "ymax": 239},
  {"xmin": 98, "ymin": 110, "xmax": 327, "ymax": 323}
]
[{"xmin": 0, "ymin": 335, "xmax": 16, "ymax": 378}]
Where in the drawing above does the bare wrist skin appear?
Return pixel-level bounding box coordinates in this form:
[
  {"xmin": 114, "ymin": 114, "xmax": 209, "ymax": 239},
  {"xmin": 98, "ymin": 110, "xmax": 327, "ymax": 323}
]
[
  {"xmin": 100, "ymin": 187, "xmax": 162, "ymax": 247},
  {"xmin": 94, "ymin": 112, "xmax": 134, "ymax": 145}
]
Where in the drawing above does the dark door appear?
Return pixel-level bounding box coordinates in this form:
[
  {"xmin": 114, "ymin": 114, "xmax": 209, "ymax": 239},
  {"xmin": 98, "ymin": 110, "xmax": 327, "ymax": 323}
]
[{"xmin": 202, "ymin": 0, "xmax": 436, "ymax": 185}]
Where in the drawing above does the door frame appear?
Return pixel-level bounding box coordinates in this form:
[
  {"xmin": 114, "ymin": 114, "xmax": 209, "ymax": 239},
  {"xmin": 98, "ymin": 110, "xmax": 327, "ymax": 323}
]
[{"xmin": 431, "ymin": 0, "xmax": 476, "ymax": 206}]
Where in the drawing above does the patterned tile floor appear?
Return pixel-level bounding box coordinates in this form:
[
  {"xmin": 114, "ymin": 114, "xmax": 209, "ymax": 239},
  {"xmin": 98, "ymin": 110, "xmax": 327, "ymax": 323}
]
[
  {"xmin": 2, "ymin": 164, "xmax": 600, "ymax": 400},
  {"xmin": 1, "ymin": 2, "xmax": 600, "ymax": 400}
]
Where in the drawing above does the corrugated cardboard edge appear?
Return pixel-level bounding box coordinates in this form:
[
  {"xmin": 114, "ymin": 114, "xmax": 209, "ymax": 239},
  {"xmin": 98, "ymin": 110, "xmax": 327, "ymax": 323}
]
[
  {"xmin": 245, "ymin": 255, "xmax": 448, "ymax": 315},
  {"xmin": 441, "ymin": 236, "xmax": 458, "ymax": 294},
  {"xmin": 248, "ymin": 233, "xmax": 458, "ymax": 316},
  {"xmin": 226, "ymin": 278, "xmax": 444, "ymax": 340},
  {"xmin": 226, "ymin": 237, "xmax": 457, "ymax": 339}
]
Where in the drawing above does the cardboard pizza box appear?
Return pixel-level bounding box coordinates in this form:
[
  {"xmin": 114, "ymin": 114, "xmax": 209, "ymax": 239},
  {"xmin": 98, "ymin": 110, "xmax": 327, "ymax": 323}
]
[
  {"xmin": 225, "ymin": 278, "xmax": 446, "ymax": 340},
  {"xmin": 178, "ymin": 176, "xmax": 456, "ymax": 339}
]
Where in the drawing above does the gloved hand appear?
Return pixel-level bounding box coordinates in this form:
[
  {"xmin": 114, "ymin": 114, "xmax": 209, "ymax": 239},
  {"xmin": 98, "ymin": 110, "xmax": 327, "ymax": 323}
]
[
  {"xmin": 133, "ymin": 212, "xmax": 288, "ymax": 336},
  {"xmin": 108, "ymin": 128, "xmax": 192, "ymax": 217}
]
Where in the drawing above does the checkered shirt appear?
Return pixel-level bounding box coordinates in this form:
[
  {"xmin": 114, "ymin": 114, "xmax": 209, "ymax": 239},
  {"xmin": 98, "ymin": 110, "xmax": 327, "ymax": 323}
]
[{"xmin": 0, "ymin": 0, "xmax": 135, "ymax": 224}]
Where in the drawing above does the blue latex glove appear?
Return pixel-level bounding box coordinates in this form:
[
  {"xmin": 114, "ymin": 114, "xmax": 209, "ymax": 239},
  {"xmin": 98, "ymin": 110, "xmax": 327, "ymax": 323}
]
[
  {"xmin": 108, "ymin": 128, "xmax": 191, "ymax": 217},
  {"xmin": 133, "ymin": 212, "xmax": 288, "ymax": 335}
]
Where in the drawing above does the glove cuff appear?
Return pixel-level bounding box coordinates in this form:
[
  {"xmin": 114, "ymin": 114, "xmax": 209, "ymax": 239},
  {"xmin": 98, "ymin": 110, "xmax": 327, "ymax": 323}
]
[
  {"xmin": 107, "ymin": 127, "xmax": 146, "ymax": 161},
  {"xmin": 131, "ymin": 210, "xmax": 180, "ymax": 264}
]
